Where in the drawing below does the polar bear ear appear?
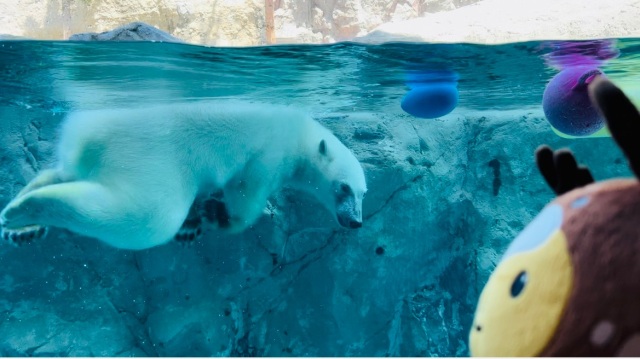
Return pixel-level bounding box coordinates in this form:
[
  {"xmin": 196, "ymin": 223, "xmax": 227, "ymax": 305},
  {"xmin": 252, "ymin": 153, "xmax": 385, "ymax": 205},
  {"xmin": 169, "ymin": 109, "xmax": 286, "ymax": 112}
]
[{"xmin": 319, "ymin": 140, "xmax": 327, "ymax": 156}]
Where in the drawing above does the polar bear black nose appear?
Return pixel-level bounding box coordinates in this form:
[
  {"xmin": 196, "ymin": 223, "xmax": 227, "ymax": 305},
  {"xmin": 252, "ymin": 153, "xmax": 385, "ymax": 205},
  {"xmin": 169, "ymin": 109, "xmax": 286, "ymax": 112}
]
[{"xmin": 349, "ymin": 220, "xmax": 362, "ymax": 229}]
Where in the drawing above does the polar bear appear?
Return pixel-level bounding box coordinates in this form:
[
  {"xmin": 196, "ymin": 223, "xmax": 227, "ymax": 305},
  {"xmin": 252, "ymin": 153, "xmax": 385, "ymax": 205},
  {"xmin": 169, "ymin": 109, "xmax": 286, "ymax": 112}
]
[{"xmin": 0, "ymin": 101, "xmax": 367, "ymax": 250}]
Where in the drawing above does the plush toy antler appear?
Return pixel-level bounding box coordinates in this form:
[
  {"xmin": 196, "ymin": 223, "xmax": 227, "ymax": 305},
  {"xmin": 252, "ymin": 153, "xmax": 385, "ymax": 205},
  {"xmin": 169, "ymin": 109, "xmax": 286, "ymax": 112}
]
[
  {"xmin": 535, "ymin": 145, "xmax": 595, "ymax": 195},
  {"xmin": 589, "ymin": 76, "xmax": 640, "ymax": 178}
]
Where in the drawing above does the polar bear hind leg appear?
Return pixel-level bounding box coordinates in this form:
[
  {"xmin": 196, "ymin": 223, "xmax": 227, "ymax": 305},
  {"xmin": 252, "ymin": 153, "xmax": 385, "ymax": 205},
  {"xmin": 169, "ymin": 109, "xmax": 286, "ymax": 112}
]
[
  {"xmin": 1, "ymin": 181, "xmax": 183, "ymax": 249},
  {"xmin": 1, "ymin": 169, "xmax": 63, "ymax": 245},
  {"xmin": 15, "ymin": 169, "xmax": 63, "ymax": 198}
]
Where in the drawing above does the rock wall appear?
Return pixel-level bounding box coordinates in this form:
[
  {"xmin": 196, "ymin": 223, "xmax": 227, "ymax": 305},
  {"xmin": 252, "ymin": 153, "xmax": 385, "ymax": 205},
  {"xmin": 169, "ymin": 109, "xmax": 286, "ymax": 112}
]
[
  {"xmin": 0, "ymin": 0, "xmax": 266, "ymax": 46},
  {"xmin": 0, "ymin": 97, "xmax": 630, "ymax": 356},
  {"xmin": 272, "ymin": 0, "xmax": 480, "ymax": 43},
  {"xmin": 0, "ymin": 0, "xmax": 480, "ymax": 46},
  {"xmin": 3, "ymin": 0, "xmax": 640, "ymax": 46}
]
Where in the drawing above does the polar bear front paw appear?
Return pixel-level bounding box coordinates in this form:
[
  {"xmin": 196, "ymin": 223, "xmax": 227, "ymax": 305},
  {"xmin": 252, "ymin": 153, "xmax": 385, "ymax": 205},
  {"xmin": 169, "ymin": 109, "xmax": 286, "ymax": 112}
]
[
  {"xmin": 174, "ymin": 226, "xmax": 203, "ymax": 246},
  {"xmin": 2, "ymin": 225, "xmax": 48, "ymax": 246}
]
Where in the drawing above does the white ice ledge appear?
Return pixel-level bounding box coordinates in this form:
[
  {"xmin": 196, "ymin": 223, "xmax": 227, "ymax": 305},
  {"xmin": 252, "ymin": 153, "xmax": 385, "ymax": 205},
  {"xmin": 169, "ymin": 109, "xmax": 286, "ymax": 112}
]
[{"xmin": 357, "ymin": 0, "xmax": 640, "ymax": 44}]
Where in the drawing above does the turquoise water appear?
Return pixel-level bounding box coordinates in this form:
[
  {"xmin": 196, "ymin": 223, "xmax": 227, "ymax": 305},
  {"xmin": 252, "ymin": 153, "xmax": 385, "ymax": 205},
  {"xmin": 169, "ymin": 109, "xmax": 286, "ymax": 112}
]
[
  {"xmin": 5, "ymin": 39, "xmax": 639, "ymax": 115},
  {"xmin": 0, "ymin": 39, "xmax": 637, "ymax": 356}
]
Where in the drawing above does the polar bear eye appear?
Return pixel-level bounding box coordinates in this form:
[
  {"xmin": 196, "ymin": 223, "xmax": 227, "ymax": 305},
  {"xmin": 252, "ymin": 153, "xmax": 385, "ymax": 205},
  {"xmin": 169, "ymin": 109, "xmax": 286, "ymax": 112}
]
[{"xmin": 340, "ymin": 183, "xmax": 351, "ymax": 194}]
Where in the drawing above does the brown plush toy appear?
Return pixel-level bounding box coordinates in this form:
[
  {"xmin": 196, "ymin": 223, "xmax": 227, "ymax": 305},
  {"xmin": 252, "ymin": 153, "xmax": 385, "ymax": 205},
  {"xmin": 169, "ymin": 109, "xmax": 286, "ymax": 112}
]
[{"xmin": 469, "ymin": 77, "xmax": 640, "ymax": 356}]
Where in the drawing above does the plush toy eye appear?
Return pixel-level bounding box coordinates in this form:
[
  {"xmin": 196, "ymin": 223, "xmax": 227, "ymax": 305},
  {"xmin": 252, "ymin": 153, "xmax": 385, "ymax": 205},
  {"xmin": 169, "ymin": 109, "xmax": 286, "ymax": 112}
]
[{"xmin": 510, "ymin": 271, "xmax": 528, "ymax": 297}]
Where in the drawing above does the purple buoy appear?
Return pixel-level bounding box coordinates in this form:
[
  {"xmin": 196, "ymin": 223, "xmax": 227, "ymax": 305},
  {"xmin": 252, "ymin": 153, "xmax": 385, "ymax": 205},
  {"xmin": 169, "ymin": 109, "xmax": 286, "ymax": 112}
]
[{"xmin": 542, "ymin": 66, "xmax": 606, "ymax": 136}]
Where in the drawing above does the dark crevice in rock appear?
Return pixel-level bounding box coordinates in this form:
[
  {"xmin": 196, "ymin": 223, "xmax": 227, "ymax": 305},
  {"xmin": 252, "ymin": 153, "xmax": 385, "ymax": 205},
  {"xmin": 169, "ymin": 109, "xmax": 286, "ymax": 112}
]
[
  {"xmin": 21, "ymin": 141, "xmax": 38, "ymax": 172},
  {"xmin": 233, "ymin": 230, "xmax": 340, "ymax": 297},
  {"xmin": 361, "ymin": 317, "xmax": 394, "ymax": 352},
  {"xmin": 229, "ymin": 302, "xmax": 259, "ymax": 357},
  {"xmin": 425, "ymin": 150, "xmax": 447, "ymax": 168},
  {"xmin": 365, "ymin": 175, "xmax": 424, "ymax": 221},
  {"xmin": 112, "ymin": 305, "xmax": 157, "ymax": 356},
  {"xmin": 108, "ymin": 252, "xmax": 157, "ymax": 356},
  {"xmin": 487, "ymin": 158, "xmax": 502, "ymax": 196},
  {"xmin": 113, "ymin": 347, "xmax": 132, "ymax": 356},
  {"xmin": 273, "ymin": 230, "xmax": 339, "ymax": 277},
  {"xmin": 20, "ymin": 121, "xmax": 44, "ymax": 172},
  {"xmin": 24, "ymin": 341, "xmax": 49, "ymax": 356},
  {"xmin": 220, "ymin": 231, "xmax": 344, "ymax": 355},
  {"xmin": 411, "ymin": 123, "xmax": 429, "ymax": 154}
]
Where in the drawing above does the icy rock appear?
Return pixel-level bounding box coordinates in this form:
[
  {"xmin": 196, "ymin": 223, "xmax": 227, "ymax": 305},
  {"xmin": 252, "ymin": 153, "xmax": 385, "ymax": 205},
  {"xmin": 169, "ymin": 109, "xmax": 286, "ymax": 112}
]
[
  {"xmin": 1, "ymin": 0, "xmax": 481, "ymax": 46},
  {"xmin": 69, "ymin": 22, "xmax": 183, "ymax": 43},
  {"xmin": 358, "ymin": 0, "xmax": 640, "ymax": 44}
]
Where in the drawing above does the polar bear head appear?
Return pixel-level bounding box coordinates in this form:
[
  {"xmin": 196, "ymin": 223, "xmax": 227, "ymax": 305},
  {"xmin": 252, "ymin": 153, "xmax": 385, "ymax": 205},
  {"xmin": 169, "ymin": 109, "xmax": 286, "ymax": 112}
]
[{"xmin": 297, "ymin": 124, "xmax": 367, "ymax": 229}]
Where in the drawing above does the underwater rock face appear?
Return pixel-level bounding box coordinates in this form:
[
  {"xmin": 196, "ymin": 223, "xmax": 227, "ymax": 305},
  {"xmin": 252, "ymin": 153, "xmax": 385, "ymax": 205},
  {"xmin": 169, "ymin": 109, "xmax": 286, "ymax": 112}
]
[{"xmin": 0, "ymin": 104, "xmax": 629, "ymax": 356}]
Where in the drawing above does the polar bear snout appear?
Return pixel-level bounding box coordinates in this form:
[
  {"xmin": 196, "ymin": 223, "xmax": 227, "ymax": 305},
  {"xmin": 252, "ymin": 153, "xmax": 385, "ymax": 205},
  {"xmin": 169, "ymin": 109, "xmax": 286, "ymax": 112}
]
[
  {"xmin": 336, "ymin": 199, "xmax": 362, "ymax": 229},
  {"xmin": 337, "ymin": 211, "xmax": 362, "ymax": 229},
  {"xmin": 347, "ymin": 217, "xmax": 362, "ymax": 228},
  {"xmin": 332, "ymin": 180, "xmax": 365, "ymax": 229}
]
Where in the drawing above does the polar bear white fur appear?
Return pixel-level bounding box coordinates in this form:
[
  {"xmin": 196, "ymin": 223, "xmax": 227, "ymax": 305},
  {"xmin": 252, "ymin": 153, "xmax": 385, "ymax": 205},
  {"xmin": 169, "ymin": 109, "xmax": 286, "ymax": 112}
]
[{"xmin": 0, "ymin": 101, "xmax": 367, "ymax": 250}]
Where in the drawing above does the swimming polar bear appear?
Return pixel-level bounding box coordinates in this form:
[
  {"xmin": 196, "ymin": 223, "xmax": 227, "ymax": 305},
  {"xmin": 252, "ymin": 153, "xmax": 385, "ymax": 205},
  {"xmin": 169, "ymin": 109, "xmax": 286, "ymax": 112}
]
[{"xmin": 0, "ymin": 101, "xmax": 367, "ymax": 250}]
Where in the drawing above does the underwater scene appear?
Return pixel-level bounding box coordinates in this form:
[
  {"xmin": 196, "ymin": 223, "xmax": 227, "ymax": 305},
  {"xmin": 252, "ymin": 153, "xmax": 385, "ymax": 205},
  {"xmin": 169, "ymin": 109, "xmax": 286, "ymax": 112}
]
[{"xmin": 0, "ymin": 38, "xmax": 638, "ymax": 356}]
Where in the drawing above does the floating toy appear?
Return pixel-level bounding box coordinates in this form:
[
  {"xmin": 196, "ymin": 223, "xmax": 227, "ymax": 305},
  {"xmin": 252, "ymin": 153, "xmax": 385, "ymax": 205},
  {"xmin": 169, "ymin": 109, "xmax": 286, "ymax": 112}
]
[
  {"xmin": 542, "ymin": 66, "xmax": 605, "ymax": 137},
  {"xmin": 401, "ymin": 70, "xmax": 458, "ymax": 119},
  {"xmin": 540, "ymin": 40, "xmax": 619, "ymax": 138},
  {"xmin": 470, "ymin": 77, "xmax": 640, "ymax": 356}
]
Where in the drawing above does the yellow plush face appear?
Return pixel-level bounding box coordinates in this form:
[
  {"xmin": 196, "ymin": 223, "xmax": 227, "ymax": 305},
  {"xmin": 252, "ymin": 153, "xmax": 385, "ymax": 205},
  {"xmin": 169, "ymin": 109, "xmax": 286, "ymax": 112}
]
[{"xmin": 469, "ymin": 204, "xmax": 574, "ymax": 356}]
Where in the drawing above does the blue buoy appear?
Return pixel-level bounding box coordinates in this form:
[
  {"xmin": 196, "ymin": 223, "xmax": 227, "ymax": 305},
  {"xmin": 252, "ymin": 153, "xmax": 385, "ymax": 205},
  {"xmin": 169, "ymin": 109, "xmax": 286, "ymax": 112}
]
[{"xmin": 401, "ymin": 70, "xmax": 459, "ymax": 119}]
